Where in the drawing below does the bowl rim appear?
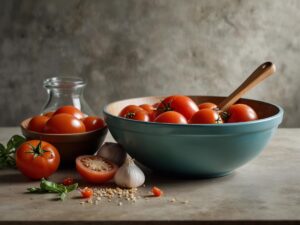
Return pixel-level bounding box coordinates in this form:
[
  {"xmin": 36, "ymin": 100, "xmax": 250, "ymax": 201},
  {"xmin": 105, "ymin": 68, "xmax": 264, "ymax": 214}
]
[{"xmin": 103, "ymin": 95, "xmax": 284, "ymax": 127}]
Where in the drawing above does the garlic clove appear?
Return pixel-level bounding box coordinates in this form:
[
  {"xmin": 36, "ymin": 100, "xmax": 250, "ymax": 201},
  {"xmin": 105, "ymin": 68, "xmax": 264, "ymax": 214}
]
[
  {"xmin": 96, "ymin": 142, "xmax": 127, "ymax": 166},
  {"xmin": 114, "ymin": 155, "xmax": 145, "ymax": 188}
]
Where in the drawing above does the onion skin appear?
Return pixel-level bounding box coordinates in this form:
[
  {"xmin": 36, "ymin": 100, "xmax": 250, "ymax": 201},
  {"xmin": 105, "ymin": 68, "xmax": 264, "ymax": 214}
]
[{"xmin": 96, "ymin": 142, "xmax": 127, "ymax": 166}]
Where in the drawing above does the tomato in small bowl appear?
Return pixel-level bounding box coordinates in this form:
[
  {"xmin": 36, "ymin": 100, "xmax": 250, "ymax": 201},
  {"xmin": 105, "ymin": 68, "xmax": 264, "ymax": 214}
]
[
  {"xmin": 104, "ymin": 96, "xmax": 283, "ymax": 177},
  {"xmin": 20, "ymin": 119, "xmax": 107, "ymax": 167}
]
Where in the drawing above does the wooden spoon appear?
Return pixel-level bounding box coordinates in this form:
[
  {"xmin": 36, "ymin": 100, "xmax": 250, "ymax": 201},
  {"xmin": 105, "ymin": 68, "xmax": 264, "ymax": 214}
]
[{"xmin": 218, "ymin": 62, "xmax": 276, "ymax": 111}]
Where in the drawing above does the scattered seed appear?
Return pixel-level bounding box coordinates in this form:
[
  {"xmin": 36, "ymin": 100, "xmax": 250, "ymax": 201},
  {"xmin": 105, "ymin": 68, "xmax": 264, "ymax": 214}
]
[{"xmin": 170, "ymin": 198, "xmax": 176, "ymax": 203}]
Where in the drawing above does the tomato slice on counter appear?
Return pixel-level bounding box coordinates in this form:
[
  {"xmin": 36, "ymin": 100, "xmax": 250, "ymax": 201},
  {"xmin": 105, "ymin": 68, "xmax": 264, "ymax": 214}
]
[{"xmin": 76, "ymin": 155, "xmax": 118, "ymax": 183}]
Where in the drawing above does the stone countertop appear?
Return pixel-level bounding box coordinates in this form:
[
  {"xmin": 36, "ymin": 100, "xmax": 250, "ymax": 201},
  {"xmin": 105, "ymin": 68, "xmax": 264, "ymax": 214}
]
[{"xmin": 0, "ymin": 127, "xmax": 299, "ymax": 225}]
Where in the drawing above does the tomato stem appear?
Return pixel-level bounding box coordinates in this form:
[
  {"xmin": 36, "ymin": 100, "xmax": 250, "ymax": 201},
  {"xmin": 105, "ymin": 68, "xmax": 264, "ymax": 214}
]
[{"xmin": 25, "ymin": 141, "xmax": 51, "ymax": 158}]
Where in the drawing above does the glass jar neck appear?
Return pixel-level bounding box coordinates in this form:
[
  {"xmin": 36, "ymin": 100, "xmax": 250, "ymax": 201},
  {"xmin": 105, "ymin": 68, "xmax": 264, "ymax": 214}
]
[
  {"xmin": 42, "ymin": 77, "xmax": 92, "ymax": 114},
  {"xmin": 44, "ymin": 77, "xmax": 86, "ymax": 91},
  {"xmin": 47, "ymin": 86, "xmax": 84, "ymax": 97}
]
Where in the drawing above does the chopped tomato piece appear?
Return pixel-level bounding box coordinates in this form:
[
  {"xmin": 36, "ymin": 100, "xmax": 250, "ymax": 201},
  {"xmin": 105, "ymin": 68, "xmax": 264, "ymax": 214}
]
[
  {"xmin": 80, "ymin": 187, "xmax": 93, "ymax": 198},
  {"xmin": 152, "ymin": 186, "xmax": 163, "ymax": 197},
  {"xmin": 63, "ymin": 177, "xmax": 74, "ymax": 186}
]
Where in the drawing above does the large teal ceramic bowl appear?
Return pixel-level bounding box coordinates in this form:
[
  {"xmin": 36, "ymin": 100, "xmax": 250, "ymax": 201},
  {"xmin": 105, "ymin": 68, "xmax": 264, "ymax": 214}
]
[{"xmin": 104, "ymin": 96, "xmax": 283, "ymax": 177}]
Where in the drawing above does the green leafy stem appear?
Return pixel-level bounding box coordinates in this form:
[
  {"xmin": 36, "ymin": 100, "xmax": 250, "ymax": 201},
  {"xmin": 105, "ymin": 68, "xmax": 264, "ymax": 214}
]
[
  {"xmin": 28, "ymin": 178, "xmax": 78, "ymax": 201},
  {"xmin": 0, "ymin": 135, "xmax": 26, "ymax": 169}
]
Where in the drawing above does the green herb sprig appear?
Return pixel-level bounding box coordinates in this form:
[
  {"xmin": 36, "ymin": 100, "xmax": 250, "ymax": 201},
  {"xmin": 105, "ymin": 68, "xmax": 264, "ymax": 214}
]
[
  {"xmin": 0, "ymin": 135, "xmax": 26, "ymax": 168},
  {"xmin": 28, "ymin": 178, "xmax": 78, "ymax": 201}
]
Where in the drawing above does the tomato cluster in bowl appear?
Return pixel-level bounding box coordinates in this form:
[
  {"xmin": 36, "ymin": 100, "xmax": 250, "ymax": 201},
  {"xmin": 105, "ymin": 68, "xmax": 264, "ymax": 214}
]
[
  {"xmin": 27, "ymin": 105, "xmax": 105, "ymax": 134},
  {"xmin": 118, "ymin": 95, "xmax": 258, "ymax": 124}
]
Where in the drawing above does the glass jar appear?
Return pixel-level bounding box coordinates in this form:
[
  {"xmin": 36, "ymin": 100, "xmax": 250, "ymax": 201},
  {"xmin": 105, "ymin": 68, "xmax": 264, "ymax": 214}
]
[{"xmin": 42, "ymin": 77, "xmax": 94, "ymax": 116}]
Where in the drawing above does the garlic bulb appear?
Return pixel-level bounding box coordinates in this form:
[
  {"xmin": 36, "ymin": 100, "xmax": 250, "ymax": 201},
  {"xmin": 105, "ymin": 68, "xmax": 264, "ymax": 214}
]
[
  {"xmin": 114, "ymin": 155, "xmax": 145, "ymax": 188},
  {"xmin": 96, "ymin": 142, "xmax": 127, "ymax": 166}
]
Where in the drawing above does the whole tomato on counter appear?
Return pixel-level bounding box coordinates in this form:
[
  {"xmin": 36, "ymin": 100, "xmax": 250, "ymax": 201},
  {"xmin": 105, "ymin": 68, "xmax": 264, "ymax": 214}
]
[{"xmin": 16, "ymin": 140, "xmax": 60, "ymax": 180}]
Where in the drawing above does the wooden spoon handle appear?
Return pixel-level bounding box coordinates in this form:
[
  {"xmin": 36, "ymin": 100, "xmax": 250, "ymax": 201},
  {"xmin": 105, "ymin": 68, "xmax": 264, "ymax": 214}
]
[{"xmin": 218, "ymin": 62, "xmax": 276, "ymax": 111}]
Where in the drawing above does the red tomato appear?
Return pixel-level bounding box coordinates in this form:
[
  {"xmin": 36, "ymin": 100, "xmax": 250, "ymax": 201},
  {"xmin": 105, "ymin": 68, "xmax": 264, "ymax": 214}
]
[
  {"xmin": 157, "ymin": 95, "xmax": 198, "ymax": 120},
  {"xmin": 139, "ymin": 104, "xmax": 154, "ymax": 114},
  {"xmin": 43, "ymin": 111, "xmax": 54, "ymax": 118},
  {"xmin": 63, "ymin": 177, "xmax": 74, "ymax": 186},
  {"xmin": 80, "ymin": 187, "xmax": 93, "ymax": 198},
  {"xmin": 125, "ymin": 110, "xmax": 150, "ymax": 122},
  {"xmin": 152, "ymin": 186, "xmax": 163, "ymax": 197},
  {"xmin": 189, "ymin": 109, "xmax": 223, "ymax": 124},
  {"xmin": 83, "ymin": 116, "xmax": 105, "ymax": 131},
  {"xmin": 53, "ymin": 105, "xmax": 84, "ymax": 120},
  {"xmin": 76, "ymin": 155, "xmax": 118, "ymax": 183},
  {"xmin": 16, "ymin": 140, "xmax": 60, "ymax": 180},
  {"xmin": 119, "ymin": 105, "xmax": 143, "ymax": 117},
  {"xmin": 119, "ymin": 105, "xmax": 149, "ymax": 122},
  {"xmin": 44, "ymin": 113, "xmax": 86, "ymax": 134},
  {"xmin": 139, "ymin": 104, "xmax": 157, "ymax": 121},
  {"xmin": 148, "ymin": 110, "xmax": 158, "ymax": 121},
  {"xmin": 154, "ymin": 111, "xmax": 187, "ymax": 124},
  {"xmin": 227, "ymin": 104, "xmax": 258, "ymax": 123},
  {"xmin": 27, "ymin": 116, "xmax": 49, "ymax": 133},
  {"xmin": 198, "ymin": 102, "xmax": 217, "ymax": 110},
  {"xmin": 152, "ymin": 102, "xmax": 160, "ymax": 109}
]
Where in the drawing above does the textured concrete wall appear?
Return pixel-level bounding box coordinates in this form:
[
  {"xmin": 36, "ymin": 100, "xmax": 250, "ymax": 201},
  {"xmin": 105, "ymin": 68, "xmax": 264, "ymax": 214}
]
[{"xmin": 0, "ymin": 0, "xmax": 299, "ymax": 127}]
